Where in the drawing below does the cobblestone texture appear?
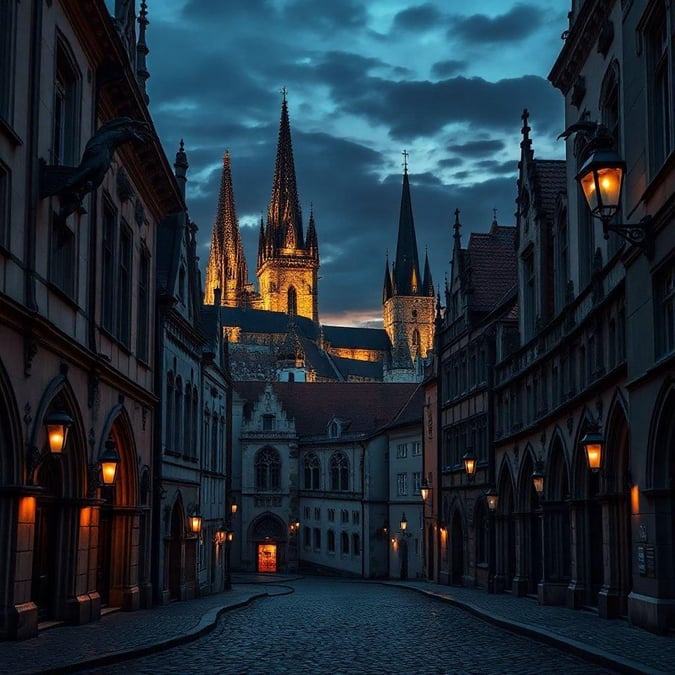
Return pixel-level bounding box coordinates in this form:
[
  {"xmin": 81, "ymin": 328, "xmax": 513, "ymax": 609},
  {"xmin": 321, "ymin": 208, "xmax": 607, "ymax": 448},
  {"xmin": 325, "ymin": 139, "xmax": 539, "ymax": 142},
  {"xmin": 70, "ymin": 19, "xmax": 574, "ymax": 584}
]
[
  {"xmin": 0, "ymin": 576, "xmax": 672, "ymax": 674},
  {"xmin": 83, "ymin": 578, "xmax": 615, "ymax": 675}
]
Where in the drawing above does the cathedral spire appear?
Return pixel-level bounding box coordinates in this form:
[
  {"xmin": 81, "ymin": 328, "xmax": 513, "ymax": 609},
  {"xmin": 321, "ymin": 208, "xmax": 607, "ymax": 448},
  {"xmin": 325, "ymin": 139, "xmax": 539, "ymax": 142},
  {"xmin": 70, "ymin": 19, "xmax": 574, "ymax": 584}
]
[
  {"xmin": 266, "ymin": 89, "xmax": 303, "ymax": 254},
  {"xmin": 306, "ymin": 203, "xmax": 319, "ymax": 259},
  {"xmin": 204, "ymin": 150, "xmax": 249, "ymax": 306},
  {"xmin": 393, "ymin": 152, "xmax": 422, "ymax": 296},
  {"xmin": 453, "ymin": 208, "xmax": 462, "ymax": 250},
  {"xmin": 383, "ymin": 251, "xmax": 393, "ymax": 303},
  {"xmin": 422, "ymin": 248, "xmax": 434, "ymax": 297}
]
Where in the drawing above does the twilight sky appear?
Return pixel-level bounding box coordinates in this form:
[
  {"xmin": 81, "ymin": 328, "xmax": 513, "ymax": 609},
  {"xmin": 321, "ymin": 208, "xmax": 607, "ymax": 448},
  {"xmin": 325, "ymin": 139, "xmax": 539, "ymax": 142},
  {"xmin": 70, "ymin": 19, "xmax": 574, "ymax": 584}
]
[{"xmin": 139, "ymin": 0, "xmax": 569, "ymax": 326}]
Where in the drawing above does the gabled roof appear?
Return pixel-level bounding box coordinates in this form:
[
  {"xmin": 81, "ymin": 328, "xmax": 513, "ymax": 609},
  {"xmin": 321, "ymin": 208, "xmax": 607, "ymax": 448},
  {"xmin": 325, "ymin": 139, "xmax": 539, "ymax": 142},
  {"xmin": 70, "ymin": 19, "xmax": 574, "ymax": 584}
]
[
  {"xmin": 235, "ymin": 381, "xmax": 419, "ymax": 439},
  {"xmin": 322, "ymin": 325, "xmax": 391, "ymax": 351},
  {"xmin": 466, "ymin": 224, "xmax": 517, "ymax": 312}
]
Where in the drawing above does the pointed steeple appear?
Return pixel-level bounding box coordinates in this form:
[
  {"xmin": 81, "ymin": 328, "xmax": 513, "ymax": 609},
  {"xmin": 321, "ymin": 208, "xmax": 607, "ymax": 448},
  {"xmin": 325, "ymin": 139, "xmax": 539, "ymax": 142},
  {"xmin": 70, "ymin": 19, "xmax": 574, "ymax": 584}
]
[
  {"xmin": 306, "ymin": 203, "xmax": 318, "ymax": 259},
  {"xmin": 136, "ymin": 0, "xmax": 150, "ymax": 105},
  {"xmin": 266, "ymin": 89, "xmax": 303, "ymax": 254},
  {"xmin": 453, "ymin": 208, "xmax": 462, "ymax": 250},
  {"xmin": 393, "ymin": 151, "xmax": 422, "ymax": 296},
  {"xmin": 174, "ymin": 139, "xmax": 188, "ymax": 200},
  {"xmin": 383, "ymin": 251, "xmax": 393, "ymax": 303},
  {"xmin": 422, "ymin": 248, "xmax": 434, "ymax": 297},
  {"xmin": 204, "ymin": 150, "xmax": 249, "ymax": 306},
  {"xmin": 257, "ymin": 214, "xmax": 265, "ymax": 268}
]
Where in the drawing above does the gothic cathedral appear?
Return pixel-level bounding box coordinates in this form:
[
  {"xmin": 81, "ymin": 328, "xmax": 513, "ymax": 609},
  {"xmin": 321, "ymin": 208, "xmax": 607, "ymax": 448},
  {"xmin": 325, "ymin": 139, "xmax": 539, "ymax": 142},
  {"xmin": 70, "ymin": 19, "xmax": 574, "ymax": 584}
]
[{"xmin": 203, "ymin": 94, "xmax": 434, "ymax": 383}]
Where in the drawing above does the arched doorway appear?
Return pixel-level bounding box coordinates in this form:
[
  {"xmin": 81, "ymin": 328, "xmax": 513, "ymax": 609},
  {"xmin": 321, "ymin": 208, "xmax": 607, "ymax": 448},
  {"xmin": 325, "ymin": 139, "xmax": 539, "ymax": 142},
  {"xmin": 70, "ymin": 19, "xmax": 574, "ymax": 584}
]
[
  {"xmin": 31, "ymin": 458, "xmax": 63, "ymax": 621},
  {"xmin": 539, "ymin": 433, "xmax": 571, "ymax": 605},
  {"xmin": 513, "ymin": 451, "xmax": 542, "ymax": 596},
  {"xmin": 568, "ymin": 417, "xmax": 604, "ymax": 609},
  {"xmin": 599, "ymin": 397, "xmax": 632, "ymax": 618},
  {"xmin": 252, "ymin": 514, "xmax": 285, "ymax": 573},
  {"xmin": 450, "ymin": 510, "xmax": 464, "ymax": 585},
  {"xmin": 496, "ymin": 462, "xmax": 516, "ymax": 593},
  {"xmin": 168, "ymin": 502, "xmax": 184, "ymax": 600}
]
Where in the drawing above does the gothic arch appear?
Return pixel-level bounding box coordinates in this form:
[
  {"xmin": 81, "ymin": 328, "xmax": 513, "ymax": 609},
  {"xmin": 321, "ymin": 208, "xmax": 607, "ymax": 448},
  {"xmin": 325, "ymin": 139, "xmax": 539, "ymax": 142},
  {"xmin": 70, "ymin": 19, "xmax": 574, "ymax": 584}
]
[
  {"xmin": 100, "ymin": 404, "xmax": 139, "ymax": 506},
  {"xmin": 547, "ymin": 426, "xmax": 570, "ymax": 501},
  {"xmin": 0, "ymin": 355, "xmax": 22, "ymax": 486},
  {"xmin": 647, "ymin": 378, "xmax": 675, "ymax": 490},
  {"xmin": 495, "ymin": 456, "xmax": 516, "ymax": 591},
  {"xmin": 515, "ymin": 443, "xmax": 538, "ymax": 511}
]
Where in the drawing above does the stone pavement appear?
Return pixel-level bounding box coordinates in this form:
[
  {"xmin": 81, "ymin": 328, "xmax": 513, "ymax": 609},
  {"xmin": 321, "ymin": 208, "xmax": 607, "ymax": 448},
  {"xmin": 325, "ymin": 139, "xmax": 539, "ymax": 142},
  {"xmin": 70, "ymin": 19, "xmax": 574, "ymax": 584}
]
[{"xmin": 0, "ymin": 575, "xmax": 673, "ymax": 674}]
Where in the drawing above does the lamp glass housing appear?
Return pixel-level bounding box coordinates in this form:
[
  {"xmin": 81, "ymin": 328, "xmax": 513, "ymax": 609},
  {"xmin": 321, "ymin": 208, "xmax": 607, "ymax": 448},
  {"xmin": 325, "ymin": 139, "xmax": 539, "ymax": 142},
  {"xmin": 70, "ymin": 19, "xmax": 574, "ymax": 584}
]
[
  {"xmin": 486, "ymin": 491, "xmax": 499, "ymax": 512},
  {"xmin": 463, "ymin": 451, "xmax": 477, "ymax": 477},
  {"xmin": 420, "ymin": 483, "xmax": 430, "ymax": 501},
  {"xmin": 532, "ymin": 471, "xmax": 544, "ymax": 497},
  {"xmin": 400, "ymin": 513, "xmax": 407, "ymax": 531},
  {"xmin": 231, "ymin": 501, "xmax": 238, "ymax": 514},
  {"xmin": 576, "ymin": 148, "xmax": 625, "ymax": 222},
  {"xmin": 99, "ymin": 438, "xmax": 120, "ymax": 486},
  {"xmin": 581, "ymin": 431, "xmax": 604, "ymax": 472},
  {"xmin": 45, "ymin": 412, "xmax": 73, "ymax": 454},
  {"xmin": 189, "ymin": 512, "xmax": 202, "ymax": 534}
]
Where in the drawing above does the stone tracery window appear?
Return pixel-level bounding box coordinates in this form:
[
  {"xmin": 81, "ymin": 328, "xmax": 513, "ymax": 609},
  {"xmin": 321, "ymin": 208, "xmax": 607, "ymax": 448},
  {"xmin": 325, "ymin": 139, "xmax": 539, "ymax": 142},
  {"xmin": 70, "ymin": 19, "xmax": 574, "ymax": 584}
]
[
  {"xmin": 303, "ymin": 452, "xmax": 320, "ymax": 489},
  {"xmin": 330, "ymin": 452, "xmax": 349, "ymax": 491},
  {"xmin": 255, "ymin": 447, "xmax": 281, "ymax": 491}
]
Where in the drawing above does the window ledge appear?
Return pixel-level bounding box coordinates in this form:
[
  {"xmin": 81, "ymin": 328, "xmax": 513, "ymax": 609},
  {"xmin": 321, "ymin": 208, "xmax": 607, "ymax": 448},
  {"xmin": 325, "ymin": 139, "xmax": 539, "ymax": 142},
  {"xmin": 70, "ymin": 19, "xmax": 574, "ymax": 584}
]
[{"xmin": 0, "ymin": 116, "xmax": 23, "ymax": 146}]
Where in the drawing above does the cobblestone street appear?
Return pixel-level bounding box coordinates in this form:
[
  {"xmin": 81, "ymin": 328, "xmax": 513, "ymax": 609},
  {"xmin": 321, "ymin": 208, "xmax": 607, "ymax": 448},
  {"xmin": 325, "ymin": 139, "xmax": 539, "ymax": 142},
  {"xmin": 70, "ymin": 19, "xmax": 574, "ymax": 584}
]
[{"xmin": 84, "ymin": 578, "xmax": 616, "ymax": 675}]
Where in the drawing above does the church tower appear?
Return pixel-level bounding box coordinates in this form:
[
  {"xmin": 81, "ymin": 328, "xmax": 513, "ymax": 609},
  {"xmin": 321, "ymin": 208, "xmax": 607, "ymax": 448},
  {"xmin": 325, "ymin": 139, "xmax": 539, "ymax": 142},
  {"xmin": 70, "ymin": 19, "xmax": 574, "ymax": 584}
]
[
  {"xmin": 383, "ymin": 153, "xmax": 435, "ymax": 381},
  {"xmin": 257, "ymin": 91, "xmax": 319, "ymax": 322},
  {"xmin": 203, "ymin": 150, "xmax": 253, "ymax": 307}
]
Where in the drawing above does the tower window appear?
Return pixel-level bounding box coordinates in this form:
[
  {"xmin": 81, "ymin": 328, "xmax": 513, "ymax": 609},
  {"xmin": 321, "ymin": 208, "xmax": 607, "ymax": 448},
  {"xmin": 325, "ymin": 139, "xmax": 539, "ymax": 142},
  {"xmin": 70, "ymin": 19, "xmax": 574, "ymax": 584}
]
[{"xmin": 287, "ymin": 286, "xmax": 297, "ymax": 315}]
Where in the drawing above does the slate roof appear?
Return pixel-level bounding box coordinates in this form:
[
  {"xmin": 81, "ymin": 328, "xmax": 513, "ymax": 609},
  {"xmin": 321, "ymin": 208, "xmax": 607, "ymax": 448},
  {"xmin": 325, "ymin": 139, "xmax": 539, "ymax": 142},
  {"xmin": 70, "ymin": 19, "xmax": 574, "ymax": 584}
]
[
  {"xmin": 331, "ymin": 355, "xmax": 384, "ymax": 381},
  {"xmin": 387, "ymin": 382, "xmax": 425, "ymax": 429},
  {"xmin": 156, "ymin": 213, "xmax": 181, "ymax": 294},
  {"xmin": 531, "ymin": 159, "xmax": 566, "ymax": 222},
  {"xmin": 322, "ymin": 325, "xmax": 391, "ymax": 351},
  {"xmin": 235, "ymin": 381, "xmax": 419, "ymax": 439},
  {"xmin": 220, "ymin": 307, "xmax": 321, "ymax": 340},
  {"xmin": 467, "ymin": 225, "xmax": 517, "ymax": 312}
]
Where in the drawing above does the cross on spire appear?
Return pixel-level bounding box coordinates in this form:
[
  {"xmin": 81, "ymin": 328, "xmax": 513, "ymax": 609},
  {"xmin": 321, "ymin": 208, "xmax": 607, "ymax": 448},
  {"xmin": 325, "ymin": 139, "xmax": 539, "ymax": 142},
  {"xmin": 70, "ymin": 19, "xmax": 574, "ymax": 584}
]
[
  {"xmin": 280, "ymin": 86, "xmax": 287, "ymax": 102},
  {"xmin": 402, "ymin": 149, "xmax": 409, "ymax": 173}
]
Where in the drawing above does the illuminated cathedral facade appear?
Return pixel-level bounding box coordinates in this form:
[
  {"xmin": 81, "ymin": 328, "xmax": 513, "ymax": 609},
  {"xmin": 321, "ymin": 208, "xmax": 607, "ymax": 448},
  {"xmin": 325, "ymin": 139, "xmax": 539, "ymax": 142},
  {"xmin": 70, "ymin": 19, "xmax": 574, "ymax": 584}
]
[{"xmin": 203, "ymin": 94, "xmax": 435, "ymax": 383}]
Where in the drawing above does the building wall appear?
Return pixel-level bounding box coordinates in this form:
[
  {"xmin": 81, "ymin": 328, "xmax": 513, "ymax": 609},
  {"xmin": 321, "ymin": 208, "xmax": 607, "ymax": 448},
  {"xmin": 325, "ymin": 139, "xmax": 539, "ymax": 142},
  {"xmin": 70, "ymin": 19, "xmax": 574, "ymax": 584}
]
[{"xmin": 257, "ymin": 257, "xmax": 318, "ymax": 323}]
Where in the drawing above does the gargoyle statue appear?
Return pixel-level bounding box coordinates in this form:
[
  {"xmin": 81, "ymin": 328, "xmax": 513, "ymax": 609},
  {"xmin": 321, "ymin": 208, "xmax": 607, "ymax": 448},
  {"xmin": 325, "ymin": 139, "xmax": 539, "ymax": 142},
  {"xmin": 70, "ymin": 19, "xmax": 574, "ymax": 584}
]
[{"xmin": 42, "ymin": 117, "xmax": 151, "ymax": 219}]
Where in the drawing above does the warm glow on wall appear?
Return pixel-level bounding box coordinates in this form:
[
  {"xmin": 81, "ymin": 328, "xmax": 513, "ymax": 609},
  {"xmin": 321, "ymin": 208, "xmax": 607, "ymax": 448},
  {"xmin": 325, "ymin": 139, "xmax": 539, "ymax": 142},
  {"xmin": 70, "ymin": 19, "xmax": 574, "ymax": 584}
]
[
  {"xmin": 80, "ymin": 506, "xmax": 92, "ymax": 526},
  {"xmin": 18, "ymin": 496, "xmax": 36, "ymax": 522},
  {"xmin": 631, "ymin": 485, "xmax": 640, "ymax": 514}
]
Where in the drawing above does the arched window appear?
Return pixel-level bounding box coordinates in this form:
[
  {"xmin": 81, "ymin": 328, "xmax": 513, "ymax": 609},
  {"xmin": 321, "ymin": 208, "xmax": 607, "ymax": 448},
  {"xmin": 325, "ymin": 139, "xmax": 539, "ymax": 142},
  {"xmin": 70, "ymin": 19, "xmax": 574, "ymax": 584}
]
[
  {"xmin": 327, "ymin": 530, "xmax": 336, "ymax": 553},
  {"xmin": 192, "ymin": 386, "xmax": 199, "ymax": 459},
  {"xmin": 303, "ymin": 453, "xmax": 320, "ymax": 490},
  {"xmin": 412, "ymin": 329, "xmax": 420, "ymax": 346},
  {"xmin": 53, "ymin": 36, "xmax": 81, "ymax": 166},
  {"xmin": 183, "ymin": 383, "xmax": 192, "ymax": 457},
  {"xmin": 330, "ymin": 452, "xmax": 349, "ymax": 491},
  {"xmin": 255, "ymin": 447, "xmax": 281, "ymax": 491},
  {"xmin": 287, "ymin": 286, "xmax": 297, "ymax": 316},
  {"xmin": 341, "ymin": 531, "xmax": 349, "ymax": 554},
  {"xmin": 352, "ymin": 533, "xmax": 361, "ymax": 556}
]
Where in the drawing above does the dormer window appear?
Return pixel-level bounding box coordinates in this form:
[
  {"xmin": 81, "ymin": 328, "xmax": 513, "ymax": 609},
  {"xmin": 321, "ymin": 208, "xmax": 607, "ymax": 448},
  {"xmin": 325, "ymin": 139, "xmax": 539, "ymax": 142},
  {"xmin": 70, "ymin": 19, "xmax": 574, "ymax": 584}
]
[
  {"xmin": 329, "ymin": 420, "xmax": 340, "ymax": 438},
  {"xmin": 262, "ymin": 414, "xmax": 275, "ymax": 431}
]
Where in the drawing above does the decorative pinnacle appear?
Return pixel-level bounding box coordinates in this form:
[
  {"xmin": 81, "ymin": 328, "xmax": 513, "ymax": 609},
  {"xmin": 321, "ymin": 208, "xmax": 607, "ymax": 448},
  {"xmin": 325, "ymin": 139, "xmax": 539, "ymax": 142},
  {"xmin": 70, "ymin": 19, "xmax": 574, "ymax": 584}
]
[
  {"xmin": 521, "ymin": 108, "xmax": 531, "ymax": 142},
  {"xmin": 280, "ymin": 86, "xmax": 288, "ymax": 102}
]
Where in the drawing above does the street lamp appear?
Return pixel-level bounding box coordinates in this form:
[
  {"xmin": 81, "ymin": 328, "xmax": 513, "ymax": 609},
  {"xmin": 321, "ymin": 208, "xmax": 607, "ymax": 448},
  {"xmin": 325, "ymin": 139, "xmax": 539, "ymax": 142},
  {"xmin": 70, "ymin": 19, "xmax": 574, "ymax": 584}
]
[
  {"xmin": 44, "ymin": 411, "xmax": 73, "ymax": 454},
  {"xmin": 531, "ymin": 460, "xmax": 545, "ymax": 499},
  {"xmin": 561, "ymin": 121, "xmax": 652, "ymax": 251},
  {"xmin": 189, "ymin": 510, "xmax": 202, "ymax": 535},
  {"xmin": 420, "ymin": 480, "xmax": 431, "ymax": 502},
  {"xmin": 463, "ymin": 449, "xmax": 477, "ymax": 481},
  {"xmin": 99, "ymin": 436, "xmax": 120, "ymax": 486},
  {"xmin": 580, "ymin": 429, "xmax": 604, "ymax": 472},
  {"xmin": 400, "ymin": 512, "xmax": 408, "ymax": 532},
  {"xmin": 485, "ymin": 488, "xmax": 499, "ymax": 512},
  {"xmin": 230, "ymin": 498, "xmax": 238, "ymax": 515}
]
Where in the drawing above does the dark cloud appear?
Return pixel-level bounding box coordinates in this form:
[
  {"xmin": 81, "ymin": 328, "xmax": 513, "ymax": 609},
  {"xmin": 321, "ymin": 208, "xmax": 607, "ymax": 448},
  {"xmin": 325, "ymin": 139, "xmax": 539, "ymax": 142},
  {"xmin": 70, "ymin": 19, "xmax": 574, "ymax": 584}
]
[
  {"xmin": 431, "ymin": 59, "xmax": 467, "ymax": 78},
  {"xmin": 450, "ymin": 3, "xmax": 545, "ymax": 43},
  {"xmin": 144, "ymin": 1, "xmax": 565, "ymax": 321},
  {"xmin": 393, "ymin": 4, "xmax": 444, "ymax": 32},
  {"xmin": 447, "ymin": 139, "xmax": 506, "ymax": 157}
]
